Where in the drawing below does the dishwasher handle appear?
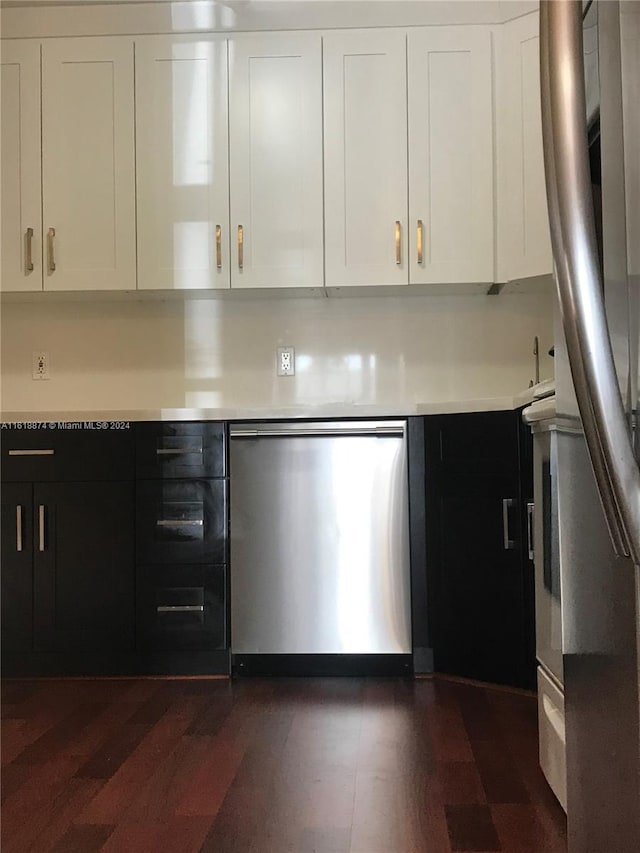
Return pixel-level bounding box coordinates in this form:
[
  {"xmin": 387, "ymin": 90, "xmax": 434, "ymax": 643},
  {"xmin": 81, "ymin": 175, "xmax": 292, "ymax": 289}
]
[{"xmin": 230, "ymin": 423, "xmax": 405, "ymax": 439}]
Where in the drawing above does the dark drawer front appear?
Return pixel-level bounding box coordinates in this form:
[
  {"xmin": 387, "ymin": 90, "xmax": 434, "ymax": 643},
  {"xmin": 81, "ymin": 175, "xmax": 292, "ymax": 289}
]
[
  {"xmin": 1, "ymin": 427, "xmax": 134, "ymax": 483},
  {"xmin": 136, "ymin": 479, "xmax": 227, "ymax": 565},
  {"xmin": 136, "ymin": 423, "xmax": 226, "ymax": 480},
  {"xmin": 137, "ymin": 564, "xmax": 226, "ymax": 651}
]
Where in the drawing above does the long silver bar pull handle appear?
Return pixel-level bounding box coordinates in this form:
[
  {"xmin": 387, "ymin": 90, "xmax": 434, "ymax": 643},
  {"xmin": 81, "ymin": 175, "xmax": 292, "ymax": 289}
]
[
  {"xmin": 47, "ymin": 227, "xmax": 56, "ymax": 273},
  {"xmin": 502, "ymin": 498, "xmax": 515, "ymax": 550},
  {"xmin": 16, "ymin": 506, "xmax": 23, "ymax": 552},
  {"xmin": 8, "ymin": 449, "xmax": 55, "ymax": 457},
  {"xmin": 540, "ymin": 1, "xmax": 640, "ymax": 561},
  {"xmin": 38, "ymin": 505, "xmax": 45, "ymax": 552},
  {"xmin": 25, "ymin": 228, "xmax": 34, "ymax": 272},
  {"xmin": 527, "ymin": 501, "xmax": 535, "ymax": 561},
  {"xmin": 157, "ymin": 605, "xmax": 204, "ymax": 613},
  {"xmin": 417, "ymin": 219, "xmax": 424, "ymax": 265}
]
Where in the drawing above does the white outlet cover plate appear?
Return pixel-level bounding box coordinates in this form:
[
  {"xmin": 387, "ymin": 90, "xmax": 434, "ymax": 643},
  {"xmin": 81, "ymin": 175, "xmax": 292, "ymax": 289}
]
[
  {"xmin": 32, "ymin": 351, "xmax": 50, "ymax": 380},
  {"xmin": 277, "ymin": 346, "xmax": 295, "ymax": 377}
]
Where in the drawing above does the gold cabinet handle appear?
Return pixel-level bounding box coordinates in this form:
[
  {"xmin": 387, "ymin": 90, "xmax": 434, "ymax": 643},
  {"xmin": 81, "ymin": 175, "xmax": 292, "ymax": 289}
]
[
  {"xmin": 25, "ymin": 228, "xmax": 34, "ymax": 272},
  {"xmin": 47, "ymin": 227, "xmax": 56, "ymax": 273},
  {"xmin": 237, "ymin": 225, "xmax": 243, "ymax": 270},
  {"xmin": 417, "ymin": 219, "xmax": 424, "ymax": 265},
  {"xmin": 395, "ymin": 221, "xmax": 402, "ymax": 266},
  {"xmin": 215, "ymin": 225, "xmax": 222, "ymax": 270}
]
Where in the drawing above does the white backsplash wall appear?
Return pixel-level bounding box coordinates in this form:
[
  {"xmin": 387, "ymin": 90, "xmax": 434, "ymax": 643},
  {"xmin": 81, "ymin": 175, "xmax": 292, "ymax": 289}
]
[{"xmin": 0, "ymin": 289, "xmax": 554, "ymax": 413}]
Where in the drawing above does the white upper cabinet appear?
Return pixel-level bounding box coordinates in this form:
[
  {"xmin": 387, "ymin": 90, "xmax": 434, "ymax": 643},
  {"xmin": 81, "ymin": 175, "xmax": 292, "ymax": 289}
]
[
  {"xmin": 135, "ymin": 37, "xmax": 229, "ymax": 290},
  {"xmin": 228, "ymin": 33, "xmax": 324, "ymax": 289},
  {"xmin": 1, "ymin": 41, "xmax": 42, "ymax": 292},
  {"xmin": 323, "ymin": 31, "xmax": 408, "ymax": 287},
  {"xmin": 408, "ymin": 27, "xmax": 494, "ymax": 284},
  {"xmin": 41, "ymin": 38, "xmax": 136, "ymax": 291},
  {"xmin": 498, "ymin": 12, "xmax": 552, "ymax": 281}
]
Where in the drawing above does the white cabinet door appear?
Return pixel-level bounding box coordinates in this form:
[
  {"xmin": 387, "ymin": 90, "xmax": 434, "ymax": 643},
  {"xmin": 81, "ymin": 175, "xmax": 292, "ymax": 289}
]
[
  {"xmin": 408, "ymin": 27, "xmax": 494, "ymax": 284},
  {"xmin": 498, "ymin": 12, "xmax": 552, "ymax": 281},
  {"xmin": 228, "ymin": 33, "xmax": 323, "ymax": 289},
  {"xmin": 136, "ymin": 37, "xmax": 229, "ymax": 291},
  {"xmin": 1, "ymin": 41, "xmax": 42, "ymax": 292},
  {"xmin": 41, "ymin": 38, "xmax": 136, "ymax": 291},
  {"xmin": 323, "ymin": 30, "xmax": 408, "ymax": 287}
]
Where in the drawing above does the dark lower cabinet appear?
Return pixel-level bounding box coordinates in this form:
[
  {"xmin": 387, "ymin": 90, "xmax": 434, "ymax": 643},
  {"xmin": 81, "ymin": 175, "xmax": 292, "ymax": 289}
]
[
  {"xmin": 425, "ymin": 411, "xmax": 535, "ymax": 689},
  {"xmin": 33, "ymin": 481, "xmax": 134, "ymax": 652}
]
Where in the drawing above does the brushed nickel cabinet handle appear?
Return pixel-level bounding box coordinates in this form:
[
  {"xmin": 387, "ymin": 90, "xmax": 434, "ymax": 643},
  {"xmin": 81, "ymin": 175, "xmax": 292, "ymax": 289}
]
[
  {"xmin": 395, "ymin": 221, "xmax": 402, "ymax": 265},
  {"xmin": 156, "ymin": 518, "xmax": 203, "ymax": 527},
  {"xmin": 25, "ymin": 227, "xmax": 34, "ymax": 272},
  {"xmin": 47, "ymin": 227, "xmax": 56, "ymax": 273},
  {"xmin": 237, "ymin": 225, "xmax": 244, "ymax": 270},
  {"xmin": 502, "ymin": 498, "xmax": 515, "ymax": 550},
  {"xmin": 417, "ymin": 219, "xmax": 424, "ymax": 265},
  {"xmin": 156, "ymin": 447, "xmax": 202, "ymax": 456},
  {"xmin": 157, "ymin": 605, "xmax": 204, "ymax": 613},
  {"xmin": 8, "ymin": 449, "xmax": 55, "ymax": 456},
  {"xmin": 38, "ymin": 504, "xmax": 45, "ymax": 552},
  {"xmin": 16, "ymin": 505, "xmax": 23, "ymax": 552},
  {"xmin": 527, "ymin": 501, "xmax": 535, "ymax": 561},
  {"xmin": 215, "ymin": 224, "xmax": 222, "ymax": 270}
]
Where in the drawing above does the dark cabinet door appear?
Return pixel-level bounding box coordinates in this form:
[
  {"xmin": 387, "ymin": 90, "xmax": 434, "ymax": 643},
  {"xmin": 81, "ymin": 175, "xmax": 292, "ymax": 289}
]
[
  {"xmin": 426, "ymin": 411, "xmax": 534, "ymax": 688},
  {"xmin": 33, "ymin": 481, "xmax": 135, "ymax": 652},
  {"xmin": 1, "ymin": 483, "xmax": 33, "ymax": 652},
  {"xmin": 136, "ymin": 479, "xmax": 228, "ymax": 565}
]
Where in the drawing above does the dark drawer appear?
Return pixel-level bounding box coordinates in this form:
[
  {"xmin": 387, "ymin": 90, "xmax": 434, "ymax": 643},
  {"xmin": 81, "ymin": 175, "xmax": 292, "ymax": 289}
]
[
  {"xmin": 136, "ymin": 479, "xmax": 227, "ymax": 565},
  {"xmin": 1, "ymin": 426, "xmax": 134, "ymax": 482},
  {"xmin": 136, "ymin": 563, "xmax": 226, "ymax": 651},
  {"xmin": 136, "ymin": 422, "xmax": 226, "ymax": 479}
]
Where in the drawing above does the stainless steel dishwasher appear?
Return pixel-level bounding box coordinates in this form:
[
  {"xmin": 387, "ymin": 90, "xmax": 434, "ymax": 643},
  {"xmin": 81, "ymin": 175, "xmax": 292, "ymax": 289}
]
[{"xmin": 229, "ymin": 421, "xmax": 411, "ymax": 672}]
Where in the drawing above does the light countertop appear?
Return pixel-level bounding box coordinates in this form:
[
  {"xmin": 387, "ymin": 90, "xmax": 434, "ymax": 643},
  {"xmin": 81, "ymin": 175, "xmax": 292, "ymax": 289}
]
[{"xmin": 1, "ymin": 388, "xmax": 544, "ymax": 424}]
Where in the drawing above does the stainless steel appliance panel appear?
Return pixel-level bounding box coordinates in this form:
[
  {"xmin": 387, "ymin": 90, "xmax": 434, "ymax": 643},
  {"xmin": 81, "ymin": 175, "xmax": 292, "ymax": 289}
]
[
  {"xmin": 540, "ymin": 1, "xmax": 640, "ymax": 847},
  {"xmin": 230, "ymin": 422, "xmax": 411, "ymax": 655},
  {"xmin": 532, "ymin": 425, "xmax": 563, "ymax": 685}
]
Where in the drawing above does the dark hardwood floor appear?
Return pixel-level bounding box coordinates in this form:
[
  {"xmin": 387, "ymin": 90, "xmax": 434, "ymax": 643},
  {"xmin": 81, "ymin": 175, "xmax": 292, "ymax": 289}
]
[{"xmin": 1, "ymin": 676, "xmax": 566, "ymax": 853}]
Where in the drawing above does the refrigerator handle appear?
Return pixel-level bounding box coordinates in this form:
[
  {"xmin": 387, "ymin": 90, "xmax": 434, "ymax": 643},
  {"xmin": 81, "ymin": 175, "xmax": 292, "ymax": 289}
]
[{"xmin": 540, "ymin": 0, "xmax": 640, "ymax": 564}]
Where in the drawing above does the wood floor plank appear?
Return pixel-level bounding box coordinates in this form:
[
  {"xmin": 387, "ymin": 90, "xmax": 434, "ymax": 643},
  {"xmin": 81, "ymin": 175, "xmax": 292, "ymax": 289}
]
[
  {"xmin": 0, "ymin": 676, "xmax": 567, "ymax": 853},
  {"xmin": 74, "ymin": 694, "xmax": 207, "ymax": 825}
]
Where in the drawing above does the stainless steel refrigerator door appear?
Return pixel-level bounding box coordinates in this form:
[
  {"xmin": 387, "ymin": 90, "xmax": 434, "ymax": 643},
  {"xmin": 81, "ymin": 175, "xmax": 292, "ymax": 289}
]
[
  {"xmin": 540, "ymin": 1, "xmax": 640, "ymax": 849},
  {"xmin": 230, "ymin": 424, "xmax": 411, "ymax": 655}
]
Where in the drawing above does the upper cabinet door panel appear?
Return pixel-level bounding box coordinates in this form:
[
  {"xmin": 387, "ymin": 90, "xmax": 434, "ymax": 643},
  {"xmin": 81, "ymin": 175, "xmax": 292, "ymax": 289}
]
[
  {"xmin": 500, "ymin": 13, "xmax": 552, "ymax": 281},
  {"xmin": 1, "ymin": 41, "xmax": 42, "ymax": 293},
  {"xmin": 408, "ymin": 27, "xmax": 494, "ymax": 284},
  {"xmin": 136, "ymin": 37, "xmax": 230, "ymax": 291},
  {"xmin": 323, "ymin": 30, "xmax": 408, "ymax": 287},
  {"xmin": 229, "ymin": 33, "xmax": 324, "ymax": 289},
  {"xmin": 41, "ymin": 38, "xmax": 136, "ymax": 291}
]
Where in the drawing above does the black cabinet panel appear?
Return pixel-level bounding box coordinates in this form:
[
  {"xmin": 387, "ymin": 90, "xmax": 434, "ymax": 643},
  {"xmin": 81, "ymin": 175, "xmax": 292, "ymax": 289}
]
[
  {"xmin": 425, "ymin": 411, "xmax": 535, "ymax": 689},
  {"xmin": 1, "ymin": 427, "xmax": 134, "ymax": 483},
  {"xmin": 1, "ymin": 483, "xmax": 33, "ymax": 651},
  {"xmin": 137, "ymin": 563, "xmax": 226, "ymax": 651},
  {"xmin": 136, "ymin": 422, "xmax": 226, "ymax": 480},
  {"xmin": 136, "ymin": 479, "xmax": 228, "ymax": 565},
  {"xmin": 33, "ymin": 481, "xmax": 135, "ymax": 653}
]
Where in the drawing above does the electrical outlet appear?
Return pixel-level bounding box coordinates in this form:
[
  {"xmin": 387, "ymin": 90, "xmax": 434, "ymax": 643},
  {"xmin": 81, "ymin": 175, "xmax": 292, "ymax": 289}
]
[
  {"xmin": 277, "ymin": 346, "xmax": 295, "ymax": 377},
  {"xmin": 32, "ymin": 351, "xmax": 50, "ymax": 380}
]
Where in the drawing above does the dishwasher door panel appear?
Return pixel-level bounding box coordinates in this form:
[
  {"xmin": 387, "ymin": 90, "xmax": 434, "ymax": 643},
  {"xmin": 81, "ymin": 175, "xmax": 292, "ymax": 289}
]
[{"xmin": 230, "ymin": 432, "xmax": 411, "ymax": 654}]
